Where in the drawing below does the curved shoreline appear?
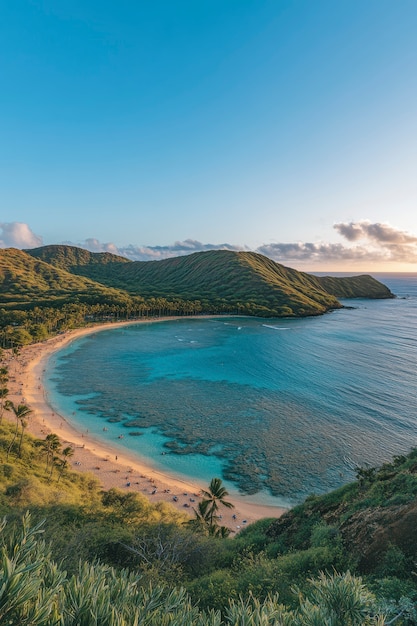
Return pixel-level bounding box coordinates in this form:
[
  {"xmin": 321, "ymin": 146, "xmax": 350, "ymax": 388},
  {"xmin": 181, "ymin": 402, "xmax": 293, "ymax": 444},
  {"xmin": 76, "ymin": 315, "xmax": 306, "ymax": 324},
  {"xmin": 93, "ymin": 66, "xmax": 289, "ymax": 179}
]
[{"xmin": 4, "ymin": 318, "xmax": 288, "ymax": 531}]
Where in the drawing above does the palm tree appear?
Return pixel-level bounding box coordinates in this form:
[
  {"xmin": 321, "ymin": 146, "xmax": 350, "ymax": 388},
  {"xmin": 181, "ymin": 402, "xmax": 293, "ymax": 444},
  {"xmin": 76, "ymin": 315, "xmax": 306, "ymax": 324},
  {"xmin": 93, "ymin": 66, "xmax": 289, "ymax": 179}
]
[
  {"xmin": 201, "ymin": 477, "xmax": 234, "ymax": 525},
  {"xmin": 45, "ymin": 435, "xmax": 62, "ymax": 475},
  {"xmin": 38, "ymin": 433, "xmax": 62, "ymax": 473},
  {"xmin": 17, "ymin": 414, "xmax": 30, "ymax": 458},
  {"xmin": 5, "ymin": 402, "xmax": 32, "ymax": 460},
  {"xmin": 189, "ymin": 478, "xmax": 235, "ymax": 537},
  {"xmin": 212, "ymin": 525, "xmax": 231, "ymax": 538},
  {"xmin": 0, "ymin": 366, "xmax": 8, "ymax": 383},
  {"xmin": 57, "ymin": 446, "xmax": 74, "ymax": 482},
  {"xmin": 0, "ymin": 386, "xmax": 9, "ymax": 423},
  {"xmin": 188, "ymin": 499, "xmax": 212, "ymax": 534},
  {"xmin": 62, "ymin": 445, "xmax": 74, "ymax": 462}
]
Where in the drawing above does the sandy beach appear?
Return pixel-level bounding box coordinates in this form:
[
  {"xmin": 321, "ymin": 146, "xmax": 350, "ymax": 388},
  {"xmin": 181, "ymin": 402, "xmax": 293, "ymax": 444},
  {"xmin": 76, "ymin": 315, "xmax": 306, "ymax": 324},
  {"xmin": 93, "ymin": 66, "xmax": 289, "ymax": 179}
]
[{"xmin": 3, "ymin": 319, "xmax": 287, "ymax": 532}]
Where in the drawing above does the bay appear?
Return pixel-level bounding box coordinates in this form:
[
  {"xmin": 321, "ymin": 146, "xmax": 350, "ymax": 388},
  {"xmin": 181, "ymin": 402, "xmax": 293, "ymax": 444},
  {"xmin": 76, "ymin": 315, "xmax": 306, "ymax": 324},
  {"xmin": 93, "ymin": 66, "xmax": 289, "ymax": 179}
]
[{"xmin": 45, "ymin": 274, "xmax": 417, "ymax": 507}]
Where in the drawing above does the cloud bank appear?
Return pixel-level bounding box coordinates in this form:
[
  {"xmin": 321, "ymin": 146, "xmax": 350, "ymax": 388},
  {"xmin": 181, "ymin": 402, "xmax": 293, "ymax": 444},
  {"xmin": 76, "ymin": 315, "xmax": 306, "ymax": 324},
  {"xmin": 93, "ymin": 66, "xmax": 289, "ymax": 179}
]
[
  {"xmin": 59, "ymin": 237, "xmax": 247, "ymax": 261},
  {"xmin": 2, "ymin": 220, "xmax": 417, "ymax": 268},
  {"xmin": 334, "ymin": 221, "xmax": 417, "ymax": 245},
  {"xmin": 259, "ymin": 221, "xmax": 417, "ymax": 266}
]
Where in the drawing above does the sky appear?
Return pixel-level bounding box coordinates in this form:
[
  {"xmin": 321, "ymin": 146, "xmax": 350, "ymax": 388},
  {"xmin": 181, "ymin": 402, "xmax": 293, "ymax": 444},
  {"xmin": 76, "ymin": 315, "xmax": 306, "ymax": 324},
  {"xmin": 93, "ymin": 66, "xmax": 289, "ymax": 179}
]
[{"xmin": 1, "ymin": 0, "xmax": 416, "ymax": 272}]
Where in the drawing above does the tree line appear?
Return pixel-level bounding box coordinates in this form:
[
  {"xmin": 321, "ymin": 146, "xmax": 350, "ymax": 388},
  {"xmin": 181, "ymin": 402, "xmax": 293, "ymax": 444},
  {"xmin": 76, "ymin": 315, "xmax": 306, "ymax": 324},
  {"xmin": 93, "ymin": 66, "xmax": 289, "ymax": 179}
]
[
  {"xmin": 0, "ymin": 297, "xmax": 218, "ymax": 349},
  {"xmin": 0, "ymin": 291, "xmax": 298, "ymax": 349}
]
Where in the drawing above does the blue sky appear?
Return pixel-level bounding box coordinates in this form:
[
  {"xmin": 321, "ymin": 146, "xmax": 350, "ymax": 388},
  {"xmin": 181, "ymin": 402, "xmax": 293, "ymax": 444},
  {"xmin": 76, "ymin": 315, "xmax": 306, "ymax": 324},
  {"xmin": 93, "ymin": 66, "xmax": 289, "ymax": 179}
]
[{"xmin": 1, "ymin": 0, "xmax": 416, "ymax": 270}]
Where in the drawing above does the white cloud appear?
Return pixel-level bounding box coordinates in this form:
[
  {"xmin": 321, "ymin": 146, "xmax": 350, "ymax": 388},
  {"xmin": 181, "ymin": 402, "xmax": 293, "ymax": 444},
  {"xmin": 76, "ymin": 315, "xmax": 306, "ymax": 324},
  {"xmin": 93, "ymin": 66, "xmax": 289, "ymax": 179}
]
[
  {"xmin": 0, "ymin": 222, "xmax": 43, "ymax": 249},
  {"xmin": 257, "ymin": 242, "xmax": 381, "ymax": 264},
  {"xmin": 116, "ymin": 239, "xmax": 246, "ymax": 261},
  {"xmin": 64, "ymin": 237, "xmax": 246, "ymax": 261},
  {"xmin": 81, "ymin": 238, "xmax": 120, "ymax": 255},
  {"xmin": 330, "ymin": 221, "xmax": 417, "ymax": 264},
  {"xmin": 334, "ymin": 220, "xmax": 417, "ymax": 245},
  {"xmin": 258, "ymin": 222, "xmax": 417, "ymax": 266}
]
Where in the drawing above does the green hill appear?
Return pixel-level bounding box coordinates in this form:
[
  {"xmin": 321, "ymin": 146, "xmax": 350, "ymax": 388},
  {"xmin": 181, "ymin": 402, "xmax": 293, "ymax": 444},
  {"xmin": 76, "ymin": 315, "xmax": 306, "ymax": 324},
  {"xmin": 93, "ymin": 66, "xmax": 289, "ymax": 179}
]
[
  {"xmin": 26, "ymin": 245, "xmax": 393, "ymax": 317},
  {"xmin": 0, "ymin": 248, "xmax": 132, "ymax": 309},
  {"xmin": 28, "ymin": 243, "xmax": 130, "ymax": 272},
  {"xmin": 319, "ymin": 273, "xmax": 394, "ymax": 299}
]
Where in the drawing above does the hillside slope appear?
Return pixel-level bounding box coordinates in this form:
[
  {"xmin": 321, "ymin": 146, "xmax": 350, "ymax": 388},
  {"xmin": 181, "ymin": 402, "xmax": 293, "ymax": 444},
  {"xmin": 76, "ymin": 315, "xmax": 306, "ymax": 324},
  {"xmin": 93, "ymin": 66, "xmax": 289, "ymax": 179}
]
[
  {"xmin": 265, "ymin": 449, "xmax": 417, "ymax": 574},
  {"xmin": 25, "ymin": 245, "xmax": 393, "ymax": 317},
  {"xmin": 83, "ymin": 249, "xmax": 342, "ymax": 315},
  {"xmin": 28, "ymin": 244, "xmax": 130, "ymax": 272},
  {"xmin": 319, "ymin": 273, "xmax": 394, "ymax": 298},
  {"xmin": 0, "ymin": 248, "xmax": 131, "ymax": 307}
]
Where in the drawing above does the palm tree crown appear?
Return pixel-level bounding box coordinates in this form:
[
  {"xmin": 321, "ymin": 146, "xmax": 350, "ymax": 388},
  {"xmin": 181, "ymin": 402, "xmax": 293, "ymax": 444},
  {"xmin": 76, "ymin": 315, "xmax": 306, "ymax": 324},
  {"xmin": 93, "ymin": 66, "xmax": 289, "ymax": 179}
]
[{"xmin": 201, "ymin": 477, "xmax": 234, "ymax": 524}]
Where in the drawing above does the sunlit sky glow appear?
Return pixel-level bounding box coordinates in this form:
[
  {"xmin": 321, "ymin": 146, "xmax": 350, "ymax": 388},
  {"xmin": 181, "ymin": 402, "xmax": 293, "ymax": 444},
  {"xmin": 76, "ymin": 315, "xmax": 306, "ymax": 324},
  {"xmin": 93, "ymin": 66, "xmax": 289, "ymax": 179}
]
[{"xmin": 1, "ymin": 1, "xmax": 416, "ymax": 271}]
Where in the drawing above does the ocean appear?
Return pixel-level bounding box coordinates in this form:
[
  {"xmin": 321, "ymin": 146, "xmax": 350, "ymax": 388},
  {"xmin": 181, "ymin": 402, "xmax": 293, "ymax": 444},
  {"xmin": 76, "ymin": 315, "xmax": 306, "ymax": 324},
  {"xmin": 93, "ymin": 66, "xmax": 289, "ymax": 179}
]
[{"xmin": 45, "ymin": 273, "xmax": 417, "ymax": 508}]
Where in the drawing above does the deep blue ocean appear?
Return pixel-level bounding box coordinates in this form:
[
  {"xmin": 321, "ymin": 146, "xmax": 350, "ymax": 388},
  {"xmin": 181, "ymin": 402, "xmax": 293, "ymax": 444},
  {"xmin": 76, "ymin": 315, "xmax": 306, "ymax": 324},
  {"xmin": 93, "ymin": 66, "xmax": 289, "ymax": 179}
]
[{"xmin": 45, "ymin": 274, "xmax": 417, "ymax": 507}]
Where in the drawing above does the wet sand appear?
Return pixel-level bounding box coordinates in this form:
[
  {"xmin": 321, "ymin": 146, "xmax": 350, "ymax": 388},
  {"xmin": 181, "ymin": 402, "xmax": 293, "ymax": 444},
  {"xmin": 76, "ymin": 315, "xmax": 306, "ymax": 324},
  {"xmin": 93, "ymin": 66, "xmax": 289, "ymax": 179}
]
[{"xmin": 3, "ymin": 319, "xmax": 288, "ymax": 532}]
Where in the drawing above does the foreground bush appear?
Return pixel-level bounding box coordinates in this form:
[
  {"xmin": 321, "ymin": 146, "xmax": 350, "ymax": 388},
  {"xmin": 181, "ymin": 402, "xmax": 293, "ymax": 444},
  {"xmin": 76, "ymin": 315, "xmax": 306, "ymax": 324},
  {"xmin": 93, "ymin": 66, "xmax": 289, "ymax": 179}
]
[{"xmin": 0, "ymin": 514, "xmax": 392, "ymax": 625}]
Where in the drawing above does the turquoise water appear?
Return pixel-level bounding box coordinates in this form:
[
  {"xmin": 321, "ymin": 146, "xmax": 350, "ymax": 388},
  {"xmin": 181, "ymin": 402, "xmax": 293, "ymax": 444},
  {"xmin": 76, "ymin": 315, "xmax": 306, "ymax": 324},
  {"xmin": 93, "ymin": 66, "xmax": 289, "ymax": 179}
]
[{"xmin": 45, "ymin": 274, "xmax": 417, "ymax": 507}]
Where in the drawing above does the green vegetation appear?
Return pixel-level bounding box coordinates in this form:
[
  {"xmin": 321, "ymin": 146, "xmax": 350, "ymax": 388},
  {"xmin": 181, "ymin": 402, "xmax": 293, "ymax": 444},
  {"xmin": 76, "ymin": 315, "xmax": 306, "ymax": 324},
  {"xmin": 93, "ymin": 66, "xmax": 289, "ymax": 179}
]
[{"xmin": 0, "ymin": 522, "xmax": 390, "ymax": 626}]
